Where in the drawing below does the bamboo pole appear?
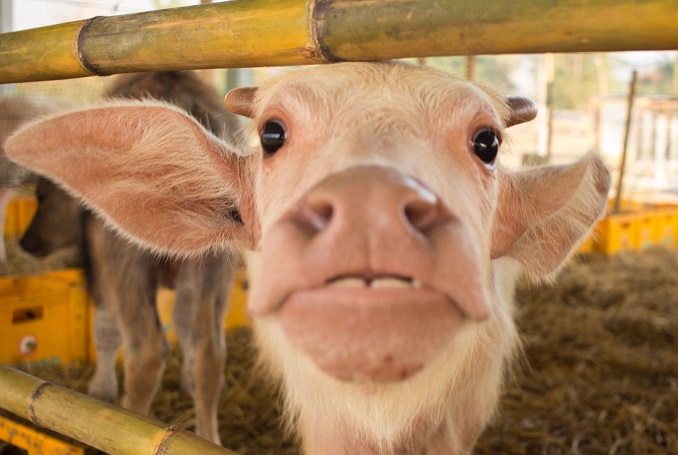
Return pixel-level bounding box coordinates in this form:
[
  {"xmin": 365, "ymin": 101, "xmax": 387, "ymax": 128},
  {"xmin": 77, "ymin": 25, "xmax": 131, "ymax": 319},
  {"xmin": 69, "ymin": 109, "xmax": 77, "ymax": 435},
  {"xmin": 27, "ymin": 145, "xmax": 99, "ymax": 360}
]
[
  {"xmin": 1, "ymin": 0, "xmax": 677, "ymax": 84},
  {"xmin": 0, "ymin": 0, "xmax": 312, "ymax": 83},
  {"xmin": 0, "ymin": 365, "xmax": 239, "ymax": 455}
]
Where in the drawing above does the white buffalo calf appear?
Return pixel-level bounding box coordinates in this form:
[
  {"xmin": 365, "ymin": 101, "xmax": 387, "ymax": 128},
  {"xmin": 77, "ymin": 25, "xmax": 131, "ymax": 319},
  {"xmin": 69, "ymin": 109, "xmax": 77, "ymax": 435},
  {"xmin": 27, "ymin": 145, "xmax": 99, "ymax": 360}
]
[{"xmin": 5, "ymin": 62, "xmax": 610, "ymax": 454}]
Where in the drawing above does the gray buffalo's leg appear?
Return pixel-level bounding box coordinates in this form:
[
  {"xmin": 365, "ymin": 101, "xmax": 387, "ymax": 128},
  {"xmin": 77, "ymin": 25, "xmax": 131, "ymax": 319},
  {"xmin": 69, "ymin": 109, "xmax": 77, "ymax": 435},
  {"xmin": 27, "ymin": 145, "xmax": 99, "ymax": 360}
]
[
  {"xmin": 87, "ymin": 288, "xmax": 122, "ymax": 403},
  {"xmin": 174, "ymin": 254, "xmax": 235, "ymax": 444}
]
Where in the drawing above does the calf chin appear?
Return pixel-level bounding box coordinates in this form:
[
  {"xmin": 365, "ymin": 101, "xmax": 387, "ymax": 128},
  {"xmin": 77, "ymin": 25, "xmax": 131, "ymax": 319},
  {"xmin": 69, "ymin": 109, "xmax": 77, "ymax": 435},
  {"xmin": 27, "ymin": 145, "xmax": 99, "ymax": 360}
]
[
  {"xmin": 254, "ymin": 259, "xmax": 521, "ymax": 455},
  {"xmin": 280, "ymin": 286, "xmax": 464, "ymax": 382}
]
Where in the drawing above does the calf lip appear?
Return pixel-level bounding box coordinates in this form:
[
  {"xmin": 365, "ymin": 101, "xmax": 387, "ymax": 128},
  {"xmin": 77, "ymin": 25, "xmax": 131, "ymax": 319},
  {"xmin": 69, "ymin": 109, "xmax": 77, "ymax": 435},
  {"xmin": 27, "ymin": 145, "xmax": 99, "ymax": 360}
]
[{"xmin": 279, "ymin": 286, "xmax": 465, "ymax": 383}]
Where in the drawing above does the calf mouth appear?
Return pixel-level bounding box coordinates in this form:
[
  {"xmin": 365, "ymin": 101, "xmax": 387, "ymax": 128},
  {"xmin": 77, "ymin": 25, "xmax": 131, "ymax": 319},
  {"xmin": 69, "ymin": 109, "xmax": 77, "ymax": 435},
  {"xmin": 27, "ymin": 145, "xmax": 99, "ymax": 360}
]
[
  {"xmin": 326, "ymin": 275, "xmax": 423, "ymax": 290},
  {"xmin": 279, "ymin": 274, "xmax": 466, "ymax": 382}
]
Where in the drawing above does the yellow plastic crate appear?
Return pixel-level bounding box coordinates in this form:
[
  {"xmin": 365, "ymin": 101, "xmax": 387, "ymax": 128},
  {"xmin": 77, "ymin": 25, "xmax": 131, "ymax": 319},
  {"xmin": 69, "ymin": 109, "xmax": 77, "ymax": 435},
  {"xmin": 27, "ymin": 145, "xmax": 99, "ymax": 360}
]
[
  {"xmin": 0, "ymin": 415, "xmax": 85, "ymax": 455},
  {"xmin": 226, "ymin": 268, "xmax": 250, "ymax": 329},
  {"xmin": 651, "ymin": 209, "xmax": 677, "ymax": 248},
  {"xmin": 0, "ymin": 269, "xmax": 90, "ymax": 366},
  {"xmin": 636, "ymin": 213, "xmax": 657, "ymax": 250},
  {"xmin": 3, "ymin": 196, "xmax": 37, "ymax": 239},
  {"xmin": 597, "ymin": 212, "xmax": 639, "ymax": 255},
  {"xmin": 575, "ymin": 233, "xmax": 596, "ymax": 254}
]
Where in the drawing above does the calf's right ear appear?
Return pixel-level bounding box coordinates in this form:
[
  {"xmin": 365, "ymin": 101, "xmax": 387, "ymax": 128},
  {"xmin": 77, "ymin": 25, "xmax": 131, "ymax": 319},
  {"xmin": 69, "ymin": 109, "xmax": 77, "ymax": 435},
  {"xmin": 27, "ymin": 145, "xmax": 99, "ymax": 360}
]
[{"xmin": 4, "ymin": 101, "xmax": 259, "ymax": 256}]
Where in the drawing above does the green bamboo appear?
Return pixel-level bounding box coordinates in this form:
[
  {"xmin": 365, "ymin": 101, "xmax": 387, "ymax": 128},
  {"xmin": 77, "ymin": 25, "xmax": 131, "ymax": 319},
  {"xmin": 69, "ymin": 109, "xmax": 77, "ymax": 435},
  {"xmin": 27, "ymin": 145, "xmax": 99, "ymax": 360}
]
[
  {"xmin": 0, "ymin": 0, "xmax": 313, "ymax": 83},
  {"xmin": 0, "ymin": 20, "xmax": 91, "ymax": 83},
  {"xmin": 0, "ymin": 0, "xmax": 677, "ymax": 84},
  {"xmin": 0, "ymin": 365, "xmax": 239, "ymax": 455},
  {"xmin": 316, "ymin": 0, "xmax": 678, "ymax": 60}
]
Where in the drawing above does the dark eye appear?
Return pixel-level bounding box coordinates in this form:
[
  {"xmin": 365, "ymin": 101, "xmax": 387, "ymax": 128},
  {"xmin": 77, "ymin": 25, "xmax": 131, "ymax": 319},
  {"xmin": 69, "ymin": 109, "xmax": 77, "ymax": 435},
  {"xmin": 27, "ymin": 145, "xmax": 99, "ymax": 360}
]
[
  {"xmin": 260, "ymin": 120, "xmax": 286, "ymax": 155},
  {"xmin": 472, "ymin": 128, "xmax": 499, "ymax": 165}
]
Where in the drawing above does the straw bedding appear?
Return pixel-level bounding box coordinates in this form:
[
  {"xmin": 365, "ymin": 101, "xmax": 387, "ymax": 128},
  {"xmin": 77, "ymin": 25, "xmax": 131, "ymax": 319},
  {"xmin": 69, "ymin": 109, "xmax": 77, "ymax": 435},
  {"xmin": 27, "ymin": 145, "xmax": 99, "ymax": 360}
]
[
  {"xmin": 0, "ymin": 238, "xmax": 81, "ymax": 277},
  {"xmin": 2, "ymin": 249, "xmax": 677, "ymax": 454}
]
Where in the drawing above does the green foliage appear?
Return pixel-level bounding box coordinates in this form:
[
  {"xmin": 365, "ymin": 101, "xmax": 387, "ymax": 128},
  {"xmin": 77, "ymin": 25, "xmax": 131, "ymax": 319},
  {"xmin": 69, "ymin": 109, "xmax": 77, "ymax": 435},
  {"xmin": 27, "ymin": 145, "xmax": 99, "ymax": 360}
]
[
  {"xmin": 426, "ymin": 55, "xmax": 517, "ymax": 94},
  {"xmin": 420, "ymin": 53, "xmax": 677, "ymax": 112},
  {"xmin": 552, "ymin": 54, "xmax": 678, "ymax": 110},
  {"xmin": 551, "ymin": 54, "xmax": 602, "ymax": 111}
]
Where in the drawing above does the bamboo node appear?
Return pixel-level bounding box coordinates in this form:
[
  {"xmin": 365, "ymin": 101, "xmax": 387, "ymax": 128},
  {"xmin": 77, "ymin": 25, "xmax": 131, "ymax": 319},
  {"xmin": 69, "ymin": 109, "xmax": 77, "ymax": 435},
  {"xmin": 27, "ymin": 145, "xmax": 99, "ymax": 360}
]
[
  {"xmin": 76, "ymin": 16, "xmax": 107, "ymax": 77},
  {"xmin": 297, "ymin": 46, "xmax": 325, "ymax": 61},
  {"xmin": 27, "ymin": 382, "xmax": 50, "ymax": 424},
  {"xmin": 156, "ymin": 425, "xmax": 181, "ymax": 454}
]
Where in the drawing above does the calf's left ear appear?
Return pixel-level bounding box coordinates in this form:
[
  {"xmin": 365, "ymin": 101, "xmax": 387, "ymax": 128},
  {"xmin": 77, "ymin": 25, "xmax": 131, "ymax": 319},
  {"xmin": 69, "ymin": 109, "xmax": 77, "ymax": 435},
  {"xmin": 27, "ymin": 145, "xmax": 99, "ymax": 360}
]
[
  {"xmin": 4, "ymin": 102, "xmax": 259, "ymax": 256},
  {"xmin": 491, "ymin": 153, "xmax": 610, "ymax": 277}
]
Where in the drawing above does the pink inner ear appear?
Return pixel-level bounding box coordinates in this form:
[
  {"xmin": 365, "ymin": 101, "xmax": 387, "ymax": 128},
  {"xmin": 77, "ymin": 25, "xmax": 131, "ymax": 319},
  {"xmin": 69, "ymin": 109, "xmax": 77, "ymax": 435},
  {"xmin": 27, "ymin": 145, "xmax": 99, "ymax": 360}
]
[
  {"xmin": 5, "ymin": 103, "xmax": 260, "ymax": 255},
  {"xmin": 491, "ymin": 155, "xmax": 610, "ymax": 276},
  {"xmin": 490, "ymin": 175, "xmax": 526, "ymax": 259}
]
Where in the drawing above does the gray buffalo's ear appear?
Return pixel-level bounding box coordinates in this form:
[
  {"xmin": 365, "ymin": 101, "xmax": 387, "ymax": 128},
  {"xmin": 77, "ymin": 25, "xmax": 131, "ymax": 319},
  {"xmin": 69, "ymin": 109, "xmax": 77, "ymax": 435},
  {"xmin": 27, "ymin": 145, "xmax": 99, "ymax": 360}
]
[
  {"xmin": 225, "ymin": 87, "xmax": 258, "ymax": 118},
  {"xmin": 491, "ymin": 153, "xmax": 610, "ymax": 277},
  {"xmin": 4, "ymin": 102, "xmax": 260, "ymax": 256},
  {"xmin": 505, "ymin": 97, "xmax": 538, "ymax": 127}
]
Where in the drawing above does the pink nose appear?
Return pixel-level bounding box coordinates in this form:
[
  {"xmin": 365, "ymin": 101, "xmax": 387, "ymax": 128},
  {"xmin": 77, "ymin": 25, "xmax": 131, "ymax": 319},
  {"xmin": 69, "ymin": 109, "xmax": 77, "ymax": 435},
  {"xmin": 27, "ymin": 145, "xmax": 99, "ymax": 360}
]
[
  {"xmin": 276, "ymin": 166, "xmax": 468, "ymax": 382},
  {"xmin": 288, "ymin": 166, "xmax": 450, "ymax": 253}
]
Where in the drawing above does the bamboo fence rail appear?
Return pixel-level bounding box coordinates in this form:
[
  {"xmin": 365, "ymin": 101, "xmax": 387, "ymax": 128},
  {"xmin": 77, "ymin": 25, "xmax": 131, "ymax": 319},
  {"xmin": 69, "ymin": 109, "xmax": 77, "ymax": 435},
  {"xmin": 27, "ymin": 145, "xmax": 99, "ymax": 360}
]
[
  {"xmin": 0, "ymin": 365, "xmax": 239, "ymax": 455},
  {"xmin": 1, "ymin": 0, "xmax": 677, "ymax": 84}
]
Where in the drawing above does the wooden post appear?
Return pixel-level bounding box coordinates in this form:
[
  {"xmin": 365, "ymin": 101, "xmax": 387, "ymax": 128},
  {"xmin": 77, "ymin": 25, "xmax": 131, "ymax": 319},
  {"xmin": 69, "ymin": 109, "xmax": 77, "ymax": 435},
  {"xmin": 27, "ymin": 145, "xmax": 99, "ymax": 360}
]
[
  {"xmin": 465, "ymin": 55, "xmax": 475, "ymax": 81},
  {"xmin": 545, "ymin": 53, "xmax": 555, "ymax": 163},
  {"xmin": 613, "ymin": 70, "xmax": 638, "ymax": 214}
]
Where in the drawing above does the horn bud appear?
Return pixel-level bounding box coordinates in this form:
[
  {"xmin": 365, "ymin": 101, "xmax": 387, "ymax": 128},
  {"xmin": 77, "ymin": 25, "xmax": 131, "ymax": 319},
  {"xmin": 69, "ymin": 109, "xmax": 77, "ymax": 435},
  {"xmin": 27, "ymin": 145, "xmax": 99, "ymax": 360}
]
[
  {"xmin": 506, "ymin": 96, "xmax": 538, "ymax": 127},
  {"xmin": 224, "ymin": 87, "xmax": 257, "ymax": 118}
]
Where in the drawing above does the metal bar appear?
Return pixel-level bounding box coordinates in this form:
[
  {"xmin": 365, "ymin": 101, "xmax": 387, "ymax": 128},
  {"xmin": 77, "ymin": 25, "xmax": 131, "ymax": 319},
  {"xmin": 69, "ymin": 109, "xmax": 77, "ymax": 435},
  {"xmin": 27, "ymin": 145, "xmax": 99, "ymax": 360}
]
[
  {"xmin": 0, "ymin": 0, "xmax": 677, "ymax": 84},
  {"xmin": 0, "ymin": 365, "xmax": 239, "ymax": 455}
]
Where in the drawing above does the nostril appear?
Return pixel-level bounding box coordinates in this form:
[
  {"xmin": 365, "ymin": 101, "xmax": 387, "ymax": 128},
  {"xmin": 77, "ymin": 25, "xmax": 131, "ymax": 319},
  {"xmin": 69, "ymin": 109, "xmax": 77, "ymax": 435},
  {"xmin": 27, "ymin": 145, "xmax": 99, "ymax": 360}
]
[
  {"xmin": 292, "ymin": 198, "xmax": 334, "ymax": 235},
  {"xmin": 403, "ymin": 198, "xmax": 444, "ymax": 233}
]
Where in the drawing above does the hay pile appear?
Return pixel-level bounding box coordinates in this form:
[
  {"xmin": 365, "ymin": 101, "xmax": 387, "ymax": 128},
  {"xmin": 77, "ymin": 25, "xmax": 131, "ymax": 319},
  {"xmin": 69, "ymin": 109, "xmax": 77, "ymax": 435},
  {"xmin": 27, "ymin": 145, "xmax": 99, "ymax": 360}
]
[
  {"xmin": 0, "ymin": 238, "xmax": 81, "ymax": 277},
  {"xmin": 476, "ymin": 249, "xmax": 678, "ymax": 454},
  {"xmin": 3, "ymin": 249, "xmax": 677, "ymax": 454}
]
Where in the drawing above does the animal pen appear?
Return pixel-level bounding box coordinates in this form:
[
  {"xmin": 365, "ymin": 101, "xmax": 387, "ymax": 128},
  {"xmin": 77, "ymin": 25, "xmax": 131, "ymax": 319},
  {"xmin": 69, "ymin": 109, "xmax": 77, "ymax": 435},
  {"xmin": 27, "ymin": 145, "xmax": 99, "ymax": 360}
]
[{"xmin": 0, "ymin": 1, "xmax": 677, "ymax": 454}]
